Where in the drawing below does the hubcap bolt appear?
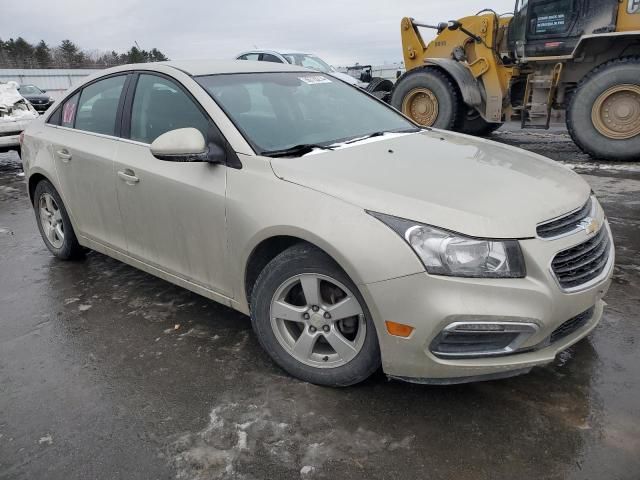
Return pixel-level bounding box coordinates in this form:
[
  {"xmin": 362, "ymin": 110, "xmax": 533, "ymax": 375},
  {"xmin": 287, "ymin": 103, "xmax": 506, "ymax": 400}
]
[
  {"xmin": 322, "ymin": 325, "xmax": 330, "ymax": 333},
  {"xmin": 303, "ymin": 313, "xmax": 310, "ymax": 320},
  {"xmin": 312, "ymin": 305, "xmax": 319, "ymax": 312},
  {"xmin": 324, "ymin": 312, "xmax": 331, "ymax": 319},
  {"xmin": 309, "ymin": 326, "xmax": 317, "ymax": 333}
]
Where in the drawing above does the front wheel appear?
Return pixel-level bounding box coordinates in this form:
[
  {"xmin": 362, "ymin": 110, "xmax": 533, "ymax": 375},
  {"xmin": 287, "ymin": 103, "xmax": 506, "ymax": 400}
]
[
  {"xmin": 457, "ymin": 108, "xmax": 503, "ymax": 136},
  {"xmin": 391, "ymin": 68, "xmax": 460, "ymax": 130},
  {"xmin": 250, "ymin": 244, "xmax": 381, "ymax": 386}
]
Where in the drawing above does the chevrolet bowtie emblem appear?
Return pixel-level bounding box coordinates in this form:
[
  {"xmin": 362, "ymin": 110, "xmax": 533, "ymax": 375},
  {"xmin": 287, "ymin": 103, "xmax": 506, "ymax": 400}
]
[{"xmin": 580, "ymin": 217, "xmax": 599, "ymax": 235}]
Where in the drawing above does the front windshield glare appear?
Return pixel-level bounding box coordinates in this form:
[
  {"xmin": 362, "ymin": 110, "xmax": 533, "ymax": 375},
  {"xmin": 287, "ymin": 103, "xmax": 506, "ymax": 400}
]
[{"xmin": 196, "ymin": 72, "xmax": 415, "ymax": 154}]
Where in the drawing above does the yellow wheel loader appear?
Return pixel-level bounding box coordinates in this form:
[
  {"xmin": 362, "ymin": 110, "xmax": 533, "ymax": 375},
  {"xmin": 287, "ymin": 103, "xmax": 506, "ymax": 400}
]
[{"xmin": 390, "ymin": 0, "xmax": 640, "ymax": 160}]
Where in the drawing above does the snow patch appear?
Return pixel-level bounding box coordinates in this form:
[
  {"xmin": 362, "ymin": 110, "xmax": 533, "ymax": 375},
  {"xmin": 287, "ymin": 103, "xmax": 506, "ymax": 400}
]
[
  {"xmin": 78, "ymin": 304, "xmax": 92, "ymax": 312},
  {"xmin": 38, "ymin": 434, "xmax": 53, "ymax": 445},
  {"xmin": 170, "ymin": 384, "xmax": 414, "ymax": 479}
]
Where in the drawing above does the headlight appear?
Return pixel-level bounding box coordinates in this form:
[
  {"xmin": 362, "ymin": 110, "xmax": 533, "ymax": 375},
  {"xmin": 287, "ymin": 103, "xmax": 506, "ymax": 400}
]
[{"xmin": 369, "ymin": 212, "xmax": 526, "ymax": 278}]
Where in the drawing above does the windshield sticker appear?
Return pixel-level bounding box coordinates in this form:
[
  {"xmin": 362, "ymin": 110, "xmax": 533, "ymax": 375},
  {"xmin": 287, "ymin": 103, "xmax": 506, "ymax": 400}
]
[{"xmin": 299, "ymin": 75, "xmax": 332, "ymax": 85}]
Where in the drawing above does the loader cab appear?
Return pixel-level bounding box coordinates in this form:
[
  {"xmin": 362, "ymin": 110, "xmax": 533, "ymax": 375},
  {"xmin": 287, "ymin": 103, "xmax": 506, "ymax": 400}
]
[{"xmin": 508, "ymin": 0, "xmax": 619, "ymax": 59}]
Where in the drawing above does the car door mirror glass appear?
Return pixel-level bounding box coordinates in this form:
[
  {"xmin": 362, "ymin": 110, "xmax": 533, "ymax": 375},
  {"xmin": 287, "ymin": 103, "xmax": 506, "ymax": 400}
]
[{"xmin": 150, "ymin": 127, "xmax": 220, "ymax": 163}]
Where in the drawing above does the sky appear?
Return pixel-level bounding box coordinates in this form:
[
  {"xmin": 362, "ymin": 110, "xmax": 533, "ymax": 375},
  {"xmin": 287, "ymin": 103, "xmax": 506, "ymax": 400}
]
[{"xmin": 1, "ymin": 0, "xmax": 516, "ymax": 66}]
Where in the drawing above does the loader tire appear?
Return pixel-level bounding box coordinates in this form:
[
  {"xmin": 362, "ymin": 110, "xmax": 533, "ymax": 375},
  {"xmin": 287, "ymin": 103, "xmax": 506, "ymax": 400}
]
[
  {"xmin": 458, "ymin": 108, "xmax": 503, "ymax": 136},
  {"xmin": 391, "ymin": 68, "xmax": 460, "ymax": 130},
  {"xmin": 567, "ymin": 57, "xmax": 640, "ymax": 161}
]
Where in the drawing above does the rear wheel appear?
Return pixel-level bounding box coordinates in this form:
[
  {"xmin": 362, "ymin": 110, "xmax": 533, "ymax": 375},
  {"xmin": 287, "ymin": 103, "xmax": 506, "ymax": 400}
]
[
  {"xmin": 250, "ymin": 244, "xmax": 381, "ymax": 386},
  {"xmin": 391, "ymin": 68, "xmax": 460, "ymax": 130},
  {"xmin": 33, "ymin": 180, "xmax": 83, "ymax": 260},
  {"xmin": 567, "ymin": 57, "xmax": 640, "ymax": 161},
  {"xmin": 366, "ymin": 77, "xmax": 394, "ymax": 102}
]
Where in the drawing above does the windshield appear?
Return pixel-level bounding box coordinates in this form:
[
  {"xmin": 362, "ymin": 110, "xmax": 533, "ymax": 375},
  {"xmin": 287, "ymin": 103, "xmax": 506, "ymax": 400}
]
[
  {"xmin": 282, "ymin": 54, "xmax": 334, "ymax": 73},
  {"xmin": 196, "ymin": 72, "xmax": 416, "ymax": 155},
  {"xmin": 19, "ymin": 85, "xmax": 43, "ymax": 95}
]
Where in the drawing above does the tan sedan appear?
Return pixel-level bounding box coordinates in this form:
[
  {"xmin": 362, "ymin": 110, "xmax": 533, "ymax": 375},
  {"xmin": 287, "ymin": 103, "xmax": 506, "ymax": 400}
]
[{"xmin": 21, "ymin": 61, "xmax": 614, "ymax": 386}]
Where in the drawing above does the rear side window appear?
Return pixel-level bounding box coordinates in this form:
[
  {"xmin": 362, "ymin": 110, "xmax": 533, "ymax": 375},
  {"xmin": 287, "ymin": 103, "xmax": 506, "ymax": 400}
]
[
  {"xmin": 61, "ymin": 92, "xmax": 80, "ymax": 128},
  {"xmin": 239, "ymin": 53, "xmax": 259, "ymax": 61},
  {"xmin": 261, "ymin": 54, "xmax": 283, "ymax": 63},
  {"xmin": 75, "ymin": 75, "xmax": 126, "ymax": 136},
  {"xmin": 129, "ymin": 74, "xmax": 211, "ymax": 144}
]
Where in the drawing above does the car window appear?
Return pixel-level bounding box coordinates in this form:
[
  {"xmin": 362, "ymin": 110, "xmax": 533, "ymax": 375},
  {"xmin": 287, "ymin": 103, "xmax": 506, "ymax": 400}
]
[
  {"xmin": 261, "ymin": 54, "xmax": 283, "ymax": 63},
  {"xmin": 129, "ymin": 74, "xmax": 211, "ymax": 145},
  {"xmin": 75, "ymin": 76, "xmax": 126, "ymax": 136},
  {"xmin": 282, "ymin": 54, "xmax": 333, "ymax": 73},
  {"xmin": 239, "ymin": 53, "xmax": 260, "ymax": 61},
  {"xmin": 19, "ymin": 85, "xmax": 42, "ymax": 95},
  {"xmin": 61, "ymin": 92, "xmax": 80, "ymax": 128}
]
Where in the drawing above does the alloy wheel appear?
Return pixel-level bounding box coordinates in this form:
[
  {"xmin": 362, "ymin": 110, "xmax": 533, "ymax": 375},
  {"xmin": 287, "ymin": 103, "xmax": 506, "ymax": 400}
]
[{"xmin": 269, "ymin": 273, "xmax": 367, "ymax": 368}]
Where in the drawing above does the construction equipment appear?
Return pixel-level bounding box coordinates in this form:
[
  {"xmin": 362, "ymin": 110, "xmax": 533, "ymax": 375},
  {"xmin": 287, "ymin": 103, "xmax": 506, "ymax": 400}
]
[{"xmin": 391, "ymin": 1, "xmax": 640, "ymax": 160}]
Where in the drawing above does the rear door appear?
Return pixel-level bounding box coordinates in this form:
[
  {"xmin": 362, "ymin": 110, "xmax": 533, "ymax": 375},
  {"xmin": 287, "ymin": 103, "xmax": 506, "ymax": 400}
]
[
  {"xmin": 48, "ymin": 74, "xmax": 129, "ymax": 251},
  {"xmin": 113, "ymin": 72, "xmax": 231, "ymax": 296}
]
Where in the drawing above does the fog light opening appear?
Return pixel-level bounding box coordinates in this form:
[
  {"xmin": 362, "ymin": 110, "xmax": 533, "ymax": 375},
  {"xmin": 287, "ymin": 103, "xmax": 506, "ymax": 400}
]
[{"xmin": 430, "ymin": 321, "xmax": 538, "ymax": 358}]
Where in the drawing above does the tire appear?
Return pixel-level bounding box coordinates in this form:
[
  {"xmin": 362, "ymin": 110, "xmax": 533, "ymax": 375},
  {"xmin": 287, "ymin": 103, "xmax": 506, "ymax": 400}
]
[
  {"xmin": 366, "ymin": 77, "xmax": 394, "ymax": 95},
  {"xmin": 33, "ymin": 180, "xmax": 83, "ymax": 260},
  {"xmin": 391, "ymin": 67, "xmax": 460, "ymax": 129},
  {"xmin": 250, "ymin": 243, "xmax": 381, "ymax": 387},
  {"xmin": 458, "ymin": 108, "xmax": 503, "ymax": 136},
  {"xmin": 567, "ymin": 57, "xmax": 640, "ymax": 161}
]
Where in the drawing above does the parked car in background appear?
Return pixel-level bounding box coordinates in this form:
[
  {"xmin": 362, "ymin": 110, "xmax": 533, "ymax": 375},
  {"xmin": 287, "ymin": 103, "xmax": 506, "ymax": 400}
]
[
  {"xmin": 236, "ymin": 50, "xmax": 394, "ymax": 100},
  {"xmin": 236, "ymin": 49, "xmax": 362, "ymax": 85},
  {"xmin": 18, "ymin": 84, "xmax": 55, "ymax": 112},
  {"xmin": 21, "ymin": 61, "xmax": 614, "ymax": 387},
  {"xmin": 0, "ymin": 82, "xmax": 39, "ymax": 156}
]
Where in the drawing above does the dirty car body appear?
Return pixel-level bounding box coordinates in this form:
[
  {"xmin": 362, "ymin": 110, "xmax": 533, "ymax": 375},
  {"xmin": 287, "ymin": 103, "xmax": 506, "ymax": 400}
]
[{"xmin": 21, "ymin": 61, "xmax": 614, "ymax": 386}]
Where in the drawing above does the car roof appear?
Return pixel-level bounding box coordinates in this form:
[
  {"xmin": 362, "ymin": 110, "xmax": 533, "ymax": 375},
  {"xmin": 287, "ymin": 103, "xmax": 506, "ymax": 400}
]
[{"xmin": 129, "ymin": 60, "xmax": 311, "ymax": 76}]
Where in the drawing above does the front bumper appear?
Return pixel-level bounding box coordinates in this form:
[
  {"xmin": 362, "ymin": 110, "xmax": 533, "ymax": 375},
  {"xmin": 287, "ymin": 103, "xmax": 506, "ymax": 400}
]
[
  {"xmin": 361, "ymin": 219, "xmax": 614, "ymax": 383},
  {"xmin": 30, "ymin": 102, "xmax": 53, "ymax": 113}
]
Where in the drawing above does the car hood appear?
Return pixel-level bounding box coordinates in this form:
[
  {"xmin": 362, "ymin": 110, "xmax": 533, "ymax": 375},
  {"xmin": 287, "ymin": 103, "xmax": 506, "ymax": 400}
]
[
  {"xmin": 269, "ymin": 130, "xmax": 590, "ymax": 239},
  {"xmin": 22, "ymin": 94, "xmax": 50, "ymax": 102},
  {"xmin": 328, "ymin": 71, "xmax": 360, "ymax": 86}
]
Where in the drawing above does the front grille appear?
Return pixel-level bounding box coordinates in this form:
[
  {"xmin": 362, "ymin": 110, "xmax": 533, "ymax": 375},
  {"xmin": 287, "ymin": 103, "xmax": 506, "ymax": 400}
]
[
  {"xmin": 537, "ymin": 198, "xmax": 592, "ymax": 238},
  {"xmin": 551, "ymin": 227, "xmax": 611, "ymax": 290},
  {"xmin": 550, "ymin": 307, "xmax": 594, "ymax": 343}
]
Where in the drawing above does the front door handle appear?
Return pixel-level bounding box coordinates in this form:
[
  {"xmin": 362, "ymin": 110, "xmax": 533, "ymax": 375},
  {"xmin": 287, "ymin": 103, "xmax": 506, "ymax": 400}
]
[
  {"xmin": 117, "ymin": 169, "xmax": 140, "ymax": 184},
  {"xmin": 56, "ymin": 149, "xmax": 72, "ymax": 162}
]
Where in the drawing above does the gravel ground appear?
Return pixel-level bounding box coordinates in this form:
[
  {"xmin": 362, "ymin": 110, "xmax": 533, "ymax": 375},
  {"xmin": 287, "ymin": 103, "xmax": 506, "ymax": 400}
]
[{"xmin": 1, "ymin": 125, "xmax": 639, "ymax": 480}]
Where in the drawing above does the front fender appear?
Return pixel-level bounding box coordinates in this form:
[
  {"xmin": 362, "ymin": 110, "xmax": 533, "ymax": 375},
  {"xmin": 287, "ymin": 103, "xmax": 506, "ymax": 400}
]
[{"xmin": 424, "ymin": 58, "xmax": 484, "ymax": 110}]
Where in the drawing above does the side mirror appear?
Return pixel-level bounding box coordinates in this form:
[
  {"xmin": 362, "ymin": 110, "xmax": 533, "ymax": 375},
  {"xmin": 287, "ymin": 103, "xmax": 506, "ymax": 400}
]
[
  {"xmin": 41, "ymin": 89, "xmax": 47, "ymax": 93},
  {"xmin": 150, "ymin": 127, "xmax": 225, "ymax": 164}
]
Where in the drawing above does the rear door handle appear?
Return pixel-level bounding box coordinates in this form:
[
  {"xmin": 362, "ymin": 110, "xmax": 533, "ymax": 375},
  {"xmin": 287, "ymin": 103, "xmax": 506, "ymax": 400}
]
[
  {"xmin": 56, "ymin": 149, "xmax": 72, "ymax": 162},
  {"xmin": 117, "ymin": 169, "xmax": 140, "ymax": 184}
]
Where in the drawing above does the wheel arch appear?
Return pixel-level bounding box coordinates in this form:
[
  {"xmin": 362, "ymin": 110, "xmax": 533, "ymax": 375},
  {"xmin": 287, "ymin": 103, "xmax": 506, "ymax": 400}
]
[
  {"xmin": 28, "ymin": 171, "xmax": 51, "ymax": 204},
  {"xmin": 422, "ymin": 59, "xmax": 484, "ymax": 110},
  {"xmin": 242, "ymin": 229, "xmax": 366, "ymax": 311}
]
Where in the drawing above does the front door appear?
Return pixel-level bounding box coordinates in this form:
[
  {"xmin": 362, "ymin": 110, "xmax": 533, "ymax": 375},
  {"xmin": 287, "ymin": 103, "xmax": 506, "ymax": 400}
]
[
  {"xmin": 114, "ymin": 73, "xmax": 231, "ymax": 296},
  {"xmin": 49, "ymin": 74, "xmax": 128, "ymax": 251}
]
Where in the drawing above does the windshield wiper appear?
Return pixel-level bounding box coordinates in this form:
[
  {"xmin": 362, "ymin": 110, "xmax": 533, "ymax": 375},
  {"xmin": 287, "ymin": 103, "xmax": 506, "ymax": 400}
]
[
  {"xmin": 340, "ymin": 127, "xmax": 422, "ymax": 145},
  {"xmin": 261, "ymin": 144, "xmax": 335, "ymax": 158}
]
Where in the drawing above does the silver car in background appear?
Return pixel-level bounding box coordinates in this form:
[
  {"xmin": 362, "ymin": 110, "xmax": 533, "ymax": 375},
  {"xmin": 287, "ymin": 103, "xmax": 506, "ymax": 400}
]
[{"xmin": 21, "ymin": 61, "xmax": 614, "ymax": 386}]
